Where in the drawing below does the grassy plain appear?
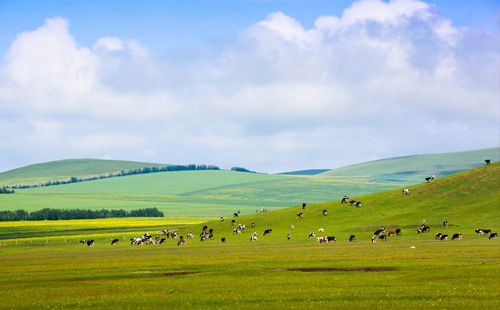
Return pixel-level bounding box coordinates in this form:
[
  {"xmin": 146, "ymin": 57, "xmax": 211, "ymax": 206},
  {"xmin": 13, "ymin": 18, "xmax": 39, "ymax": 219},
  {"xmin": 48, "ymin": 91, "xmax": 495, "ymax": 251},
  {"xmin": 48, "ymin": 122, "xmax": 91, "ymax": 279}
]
[{"xmin": 0, "ymin": 164, "xmax": 499, "ymax": 309}]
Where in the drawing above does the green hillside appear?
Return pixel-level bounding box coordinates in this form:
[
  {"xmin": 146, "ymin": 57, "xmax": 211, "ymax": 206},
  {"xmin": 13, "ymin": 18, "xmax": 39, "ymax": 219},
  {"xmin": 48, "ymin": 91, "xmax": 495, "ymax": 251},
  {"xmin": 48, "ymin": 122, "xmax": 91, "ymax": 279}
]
[
  {"xmin": 181, "ymin": 162, "xmax": 500, "ymax": 243},
  {"xmin": 0, "ymin": 159, "xmax": 169, "ymax": 186},
  {"xmin": 320, "ymin": 147, "xmax": 499, "ymax": 185}
]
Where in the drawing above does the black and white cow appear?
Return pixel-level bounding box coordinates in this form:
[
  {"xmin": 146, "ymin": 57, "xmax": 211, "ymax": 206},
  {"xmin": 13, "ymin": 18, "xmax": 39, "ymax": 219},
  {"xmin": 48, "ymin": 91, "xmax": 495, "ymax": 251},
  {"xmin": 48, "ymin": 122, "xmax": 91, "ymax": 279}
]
[
  {"xmin": 379, "ymin": 235, "xmax": 387, "ymax": 241},
  {"xmin": 402, "ymin": 189, "xmax": 410, "ymax": 195},
  {"xmin": 452, "ymin": 233, "xmax": 462, "ymax": 240},
  {"xmin": 322, "ymin": 209, "xmax": 328, "ymax": 216},
  {"xmin": 287, "ymin": 234, "xmax": 291, "ymax": 240},
  {"xmin": 489, "ymin": 233, "xmax": 497, "ymax": 239},
  {"xmin": 308, "ymin": 232, "xmax": 316, "ymax": 238},
  {"xmin": 233, "ymin": 213, "xmax": 239, "ymax": 217},
  {"xmin": 263, "ymin": 229, "xmax": 273, "ymax": 236},
  {"xmin": 79, "ymin": 240, "xmax": 86, "ymax": 244},
  {"xmin": 371, "ymin": 236, "xmax": 376, "ymax": 243},
  {"xmin": 440, "ymin": 234, "xmax": 448, "ymax": 240},
  {"xmin": 349, "ymin": 235, "xmax": 356, "ymax": 242},
  {"xmin": 159, "ymin": 238, "xmax": 166, "ymax": 244},
  {"xmin": 355, "ymin": 202, "xmax": 362, "ymax": 207},
  {"xmin": 349, "ymin": 200, "xmax": 357, "ymax": 206},
  {"xmin": 425, "ymin": 177, "xmax": 432, "ymax": 182},
  {"xmin": 296, "ymin": 213, "xmax": 304, "ymax": 219},
  {"xmin": 341, "ymin": 196, "xmax": 349, "ymax": 204},
  {"xmin": 251, "ymin": 222, "xmax": 256, "ymax": 228},
  {"xmin": 485, "ymin": 159, "xmax": 491, "ymax": 165},
  {"xmin": 171, "ymin": 232, "xmax": 178, "ymax": 239},
  {"xmin": 111, "ymin": 239, "xmax": 119, "ymax": 245},
  {"xmin": 86, "ymin": 240, "xmax": 94, "ymax": 247},
  {"xmin": 327, "ymin": 236, "xmax": 336, "ymax": 243},
  {"xmin": 231, "ymin": 219, "xmax": 236, "ymax": 226},
  {"xmin": 374, "ymin": 228, "xmax": 385, "ymax": 235},
  {"xmin": 435, "ymin": 233, "xmax": 443, "ymax": 240},
  {"xmin": 443, "ymin": 221, "xmax": 448, "ymax": 227},
  {"xmin": 396, "ymin": 228, "xmax": 402, "ymax": 235}
]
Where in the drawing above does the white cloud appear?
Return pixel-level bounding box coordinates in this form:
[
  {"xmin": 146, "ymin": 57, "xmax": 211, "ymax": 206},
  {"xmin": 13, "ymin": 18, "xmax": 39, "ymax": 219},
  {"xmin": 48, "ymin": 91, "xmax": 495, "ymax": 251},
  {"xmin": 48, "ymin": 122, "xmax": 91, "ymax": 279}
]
[{"xmin": 0, "ymin": 0, "xmax": 498, "ymax": 172}]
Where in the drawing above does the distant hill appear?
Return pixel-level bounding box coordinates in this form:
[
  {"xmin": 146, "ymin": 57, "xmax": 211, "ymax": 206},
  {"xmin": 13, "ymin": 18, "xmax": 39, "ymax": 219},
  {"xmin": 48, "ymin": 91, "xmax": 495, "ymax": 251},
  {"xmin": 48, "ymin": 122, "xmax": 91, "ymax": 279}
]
[
  {"xmin": 320, "ymin": 147, "xmax": 499, "ymax": 185},
  {"xmin": 276, "ymin": 169, "xmax": 330, "ymax": 176},
  {"xmin": 0, "ymin": 159, "xmax": 169, "ymax": 186}
]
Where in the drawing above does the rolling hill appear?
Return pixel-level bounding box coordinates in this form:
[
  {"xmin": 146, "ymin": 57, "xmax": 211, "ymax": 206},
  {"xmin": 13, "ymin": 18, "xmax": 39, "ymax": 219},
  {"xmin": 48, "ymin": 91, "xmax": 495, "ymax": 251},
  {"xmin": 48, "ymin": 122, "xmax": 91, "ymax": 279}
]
[
  {"xmin": 320, "ymin": 147, "xmax": 499, "ymax": 184},
  {"xmin": 0, "ymin": 159, "xmax": 170, "ymax": 186}
]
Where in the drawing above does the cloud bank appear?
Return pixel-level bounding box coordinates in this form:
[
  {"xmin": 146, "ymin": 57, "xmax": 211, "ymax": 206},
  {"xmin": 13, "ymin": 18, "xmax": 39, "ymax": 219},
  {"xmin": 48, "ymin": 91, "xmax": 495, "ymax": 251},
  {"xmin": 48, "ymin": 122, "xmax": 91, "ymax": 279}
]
[{"xmin": 0, "ymin": 0, "xmax": 498, "ymax": 172}]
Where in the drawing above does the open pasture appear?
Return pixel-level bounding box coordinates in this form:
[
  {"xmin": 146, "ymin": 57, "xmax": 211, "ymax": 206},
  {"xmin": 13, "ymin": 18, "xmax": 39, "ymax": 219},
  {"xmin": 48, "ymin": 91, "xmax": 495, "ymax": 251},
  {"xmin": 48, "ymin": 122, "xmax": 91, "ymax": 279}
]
[{"xmin": 0, "ymin": 164, "xmax": 499, "ymax": 309}]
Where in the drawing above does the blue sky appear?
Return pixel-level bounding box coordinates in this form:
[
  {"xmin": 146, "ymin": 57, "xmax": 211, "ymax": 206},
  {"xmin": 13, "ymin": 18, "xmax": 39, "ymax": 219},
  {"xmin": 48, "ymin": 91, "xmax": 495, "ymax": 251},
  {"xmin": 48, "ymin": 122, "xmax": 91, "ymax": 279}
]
[{"xmin": 0, "ymin": 0, "xmax": 499, "ymax": 173}]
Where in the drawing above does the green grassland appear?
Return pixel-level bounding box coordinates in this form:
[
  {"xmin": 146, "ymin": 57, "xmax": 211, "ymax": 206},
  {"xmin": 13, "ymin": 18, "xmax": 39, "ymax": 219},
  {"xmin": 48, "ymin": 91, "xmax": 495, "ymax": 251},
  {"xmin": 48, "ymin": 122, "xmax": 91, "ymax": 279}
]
[
  {"xmin": 0, "ymin": 158, "xmax": 169, "ymax": 186},
  {"xmin": 0, "ymin": 164, "xmax": 498, "ymax": 309},
  {"xmin": 320, "ymin": 147, "xmax": 499, "ymax": 184}
]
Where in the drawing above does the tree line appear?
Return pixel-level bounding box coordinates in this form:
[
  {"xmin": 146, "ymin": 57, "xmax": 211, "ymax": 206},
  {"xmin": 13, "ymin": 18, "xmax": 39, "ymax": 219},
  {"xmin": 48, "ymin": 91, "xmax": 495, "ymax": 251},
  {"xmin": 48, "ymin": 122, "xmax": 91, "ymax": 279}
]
[
  {"xmin": 0, "ymin": 207, "xmax": 164, "ymax": 221},
  {"xmin": 5, "ymin": 164, "xmax": 220, "ymax": 189},
  {"xmin": 0, "ymin": 187, "xmax": 15, "ymax": 194}
]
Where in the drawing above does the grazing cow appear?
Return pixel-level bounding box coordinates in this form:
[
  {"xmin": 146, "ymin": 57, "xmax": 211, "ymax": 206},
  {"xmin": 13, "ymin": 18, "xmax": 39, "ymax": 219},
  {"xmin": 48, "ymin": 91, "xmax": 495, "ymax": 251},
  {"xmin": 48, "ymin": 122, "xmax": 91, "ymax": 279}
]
[
  {"xmin": 309, "ymin": 232, "xmax": 316, "ymax": 238},
  {"xmin": 260, "ymin": 207, "xmax": 267, "ymax": 213},
  {"xmin": 327, "ymin": 236, "xmax": 336, "ymax": 243},
  {"xmin": 302, "ymin": 203, "xmax": 306, "ymax": 209},
  {"xmin": 250, "ymin": 232, "xmax": 258, "ymax": 242},
  {"xmin": 355, "ymin": 202, "xmax": 362, "ymax": 208},
  {"xmin": 318, "ymin": 228, "xmax": 324, "ymax": 233},
  {"xmin": 86, "ymin": 240, "xmax": 94, "ymax": 247},
  {"xmin": 233, "ymin": 229, "xmax": 241, "ymax": 235},
  {"xmin": 482, "ymin": 229, "xmax": 492, "ymax": 235},
  {"xmin": 187, "ymin": 232, "xmax": 194, "ymax": 239},
  {"xmin": 296, "ymin": 213, "xmax": 304, "ymax": 219},
  {"xmin": 349, "ymin": 200, "xmax": 357, "ymax": 206},
  {"xmin": 171, "ymin": 233, "xmax": 178, "ymax": 239},
  {"xmin": 379, "ymin": 235, "xmax": 387, "ymax": 241},
  {"xmin": 251, "ymin": 222, "xmax": 255, "ymax": 228},
  {"xmin": 220, "ymin": 216, "xmax": 224, "ymax": 222},
  {"xmin": 177, "ymin": 239, "xmax": 186, "ymax": 246},
  {"xmin": 388, "ymin": 230, "xmax": 397, "ymax": 236},
  {"xmin": 425, "ymin": 177, "xmax": 432, "ymax": 182},
  {"xmin": 287, "ymin": 234, "xmax": 291, "ymax": 240},
  {"xmin": 452, "ymin": 233, "xmax": 462, "ymax": 240},
  {"xmin": 440, "ymin": 235, "xmax": 448, "ymax": 240},
  {"xmin": 289, "ymin": 224, "xmax": 295, "ymax": 230},
  {"xmin": 159, "ymin": 238, "xmax": 166, "ymax": 244},
  {"xmin": 475, "ymin": 229, "xmax": 483, "ymax": 235},
  {"xmin": 372, "ymin": 236, "xmax": 376, "ymax": 243},
  {"xmin": 431, "ymin": 174, "xmax": 436, "ymax": 180},
  {"xmin": 341, "ymin": 196, "xmax": 349, "ymax": 204},
  {"xmin": 202, "ymin": 226, "xmax": 208, "ymax": 232},
  {"xmin": 146, "ymin": 238, "xmax": 155, "ymax": 245},
  {"xmin": 396, "ymin": 228, "xmax": 402, "ymax": 235},
  {"xmin": 349, "ymin": 235, "xmax": 356, "ymax": 242},
  {"xmin": 231, "ymin": 219, "xmax": 236, "ymax": 226},
  {"xmin": 163, "ymin": 230, "xmax": 170, "ymax": 238},
  {"xmin": 435, "ymin": 233, "xmax": 443, "ymax": 240},
  {"xmin": 403, "ymin": 189, "xmax": 410, "ymax": 195},
  {"xmin": 209, "ymin": 228, "xmax": 214, "ymax": 234},
  {"xmin": 485, "ymin": 159, "xmax": 491, "ymax": 165},
  {"xmin": 79, "ymin": 240, "xmax": 86, "ymax": 244},
  {"xmin": 111, "ymin": 239, "xmax": 119, "ymax": 245},
  {"xmin": 234, "ymin": 213, "xmax": 239, "ymax": 217},
  {"xmin": 263, "ymin": 229, "xmax": 273, "ymax": 236},
  {"xmin": 422, "ymin": 226, "xmax": 430, "ymax": 233},
  {"xmin": 221, "ymin": 238, "xmax": 226, "ymax": 243},
  {"xmin": 317, "ymin": 236, "xmax": 325, "ymax": 243},
  {"xmin": 374, "ymin": 228, "xmax": 385, "ymax": 235},
  {"xmin": 489, "ymin": 233, "xmax": 497, "ymax": 239},
  {"xmin": 443, "ymin": 221, "xmax": 448, "ymax": 227},
  {"xmin": 323, "ymin": 209, "xmax": 328, "ymax": 216}
]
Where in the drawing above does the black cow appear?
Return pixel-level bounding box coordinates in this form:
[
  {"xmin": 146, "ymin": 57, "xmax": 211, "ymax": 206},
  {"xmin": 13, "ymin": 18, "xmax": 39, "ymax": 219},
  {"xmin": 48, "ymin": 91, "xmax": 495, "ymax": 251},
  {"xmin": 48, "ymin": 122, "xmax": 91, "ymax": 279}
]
[
  {"xmin": 209, "ymin": 228, "xmax": 214, "ymax": 234},
  {"xmin": 221, "ymin": 238, "xmax": 226, "ymax": 243},
  {"xmin": 443, "ymin": 221, "xmax": 448, "ymax": 227},
  {"xmin": 322, "ymin": 209, "xmax": 328, "ymax": 216},
  {"xmin": 425, "ymin": 177, "xmax": 432, "ymax": 182},
  {"xmin": 482, "ymin": 229, "xmax": 492, "ymax": 235},
  {"xmin": 231, "ymin": 219, "xmax": 236, "ymax": 226},
  {"xmin": 86, "ymin": 240, "xmax": 94, "ymax": 247},
  {"xmin": 234, "ymin": 213, "xmax": 239, "ymax": 217},
  {"xmin": 111, "ymin": 239, "xmax": 119, "ymax": 245},
  {"xmin": 349, "ymin": 235, "xmax": 356, "ymax": 242},
  {"xmin": 202, "ymin": 225, "xmax": 208, "ymax": 232},
  {"xmin": 263, "ymin": 229, "xmax": 273, "ymax": 236},
  {"xmin": 302, "ymin": 203, "xmax": 306, "ymax": 209},
  {"xmin": 485, "ymin": 159, "xmax": 491, "ymax": 165},
  {"xmin": 327, "ymin": 236, "xmax": 336, "ymax": 243},
  {"xmin": 489, "ymin": 233, "xmax": 497, "ymax": 239},
  {"xmin": 435, "ymin": 233, "xmax": 443, "ymax": 240},
  {"xmin": 452, "ymin": 233, "xmax": 462, "ymax": 240},
  {"xmin": 159, "ymin": 238, "xmax": 166, "ymax": 244},
  {"xmin": 396, "ymin": 228, "xmax": 401, "ymax": 235},
  {"xmin": 379, "ymin": 235, "xmax": 387, "ymax": 241},
  {"xmin": 440, "ymin": 235, "xmax": 448, "ymax": 240}
]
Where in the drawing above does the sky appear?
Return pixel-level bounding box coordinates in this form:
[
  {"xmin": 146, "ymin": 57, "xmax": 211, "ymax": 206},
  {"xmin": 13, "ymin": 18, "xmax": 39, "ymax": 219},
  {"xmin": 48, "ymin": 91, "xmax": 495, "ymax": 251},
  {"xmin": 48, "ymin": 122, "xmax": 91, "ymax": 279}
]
[{"xmin": 0, "ymin": 0, "xmax": 499, "ymax": 173}]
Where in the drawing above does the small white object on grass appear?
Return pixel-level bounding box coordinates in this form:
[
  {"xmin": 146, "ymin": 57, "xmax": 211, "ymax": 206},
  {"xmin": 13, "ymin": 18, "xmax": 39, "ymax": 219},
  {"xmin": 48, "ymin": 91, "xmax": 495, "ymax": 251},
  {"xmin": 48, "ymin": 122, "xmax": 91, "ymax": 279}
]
[{"xmin": 410, "ymin": 246, "xmax": 415, "ymax": 249}]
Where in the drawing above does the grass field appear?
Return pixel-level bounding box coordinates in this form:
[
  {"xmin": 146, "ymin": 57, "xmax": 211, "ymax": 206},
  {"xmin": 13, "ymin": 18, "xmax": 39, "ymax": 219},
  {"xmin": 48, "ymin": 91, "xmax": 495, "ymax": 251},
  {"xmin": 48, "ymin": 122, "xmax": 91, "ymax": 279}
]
[{"xmin": 0, "ymin": 164, "xmax": 498, "ymax": 309}]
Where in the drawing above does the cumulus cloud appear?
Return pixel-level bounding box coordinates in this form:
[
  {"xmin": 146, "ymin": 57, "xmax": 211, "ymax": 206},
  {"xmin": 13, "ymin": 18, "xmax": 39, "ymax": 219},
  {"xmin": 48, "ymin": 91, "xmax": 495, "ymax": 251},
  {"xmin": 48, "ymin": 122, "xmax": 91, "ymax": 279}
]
[{"xmin": 0, "ymin": 0, "xmax": 498, "ymax": 172}]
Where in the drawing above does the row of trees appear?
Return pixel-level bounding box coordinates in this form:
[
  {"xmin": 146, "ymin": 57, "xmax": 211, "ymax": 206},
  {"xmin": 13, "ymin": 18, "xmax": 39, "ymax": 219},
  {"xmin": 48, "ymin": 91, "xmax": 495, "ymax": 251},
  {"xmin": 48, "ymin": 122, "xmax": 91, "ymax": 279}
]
[
  {"xmin": 0, "ymin": 207, "xmax": 164, "ymax": 221},
  {"xmin": 6, "ymin": 164, "xmax": 220, "ymax": 189},
  {"xmin": 0, "ymin": 187, "xmax": 14, "ymax": 194}
]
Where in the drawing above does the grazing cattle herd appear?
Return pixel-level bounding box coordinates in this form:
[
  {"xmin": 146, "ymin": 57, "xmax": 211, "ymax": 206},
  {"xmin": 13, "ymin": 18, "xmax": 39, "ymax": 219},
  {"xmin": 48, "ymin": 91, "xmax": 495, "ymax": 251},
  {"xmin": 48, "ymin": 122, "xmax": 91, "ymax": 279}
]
[{"xmin": 77, "ymin": 190, "xmax": 498, "ymax": 248}]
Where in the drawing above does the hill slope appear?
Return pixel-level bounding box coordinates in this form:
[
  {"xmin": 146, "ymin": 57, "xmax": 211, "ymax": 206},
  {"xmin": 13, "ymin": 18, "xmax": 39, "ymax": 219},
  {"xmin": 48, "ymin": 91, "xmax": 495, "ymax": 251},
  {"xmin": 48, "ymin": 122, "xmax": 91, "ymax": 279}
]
[
  {"xmin": 180, "ymin": 162, "xmax": 500, "ymax": 241},
  {"xmin": 0, "ymin": 159, "xmax": 169, "ymax": 186},
  {"xmin": 320, "ymin": 147, "xmax": 499, "ymax": 185}
]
